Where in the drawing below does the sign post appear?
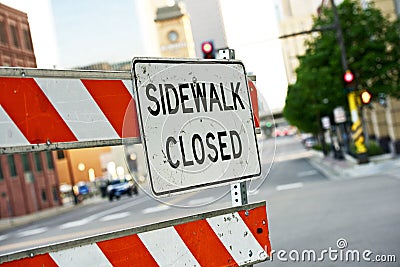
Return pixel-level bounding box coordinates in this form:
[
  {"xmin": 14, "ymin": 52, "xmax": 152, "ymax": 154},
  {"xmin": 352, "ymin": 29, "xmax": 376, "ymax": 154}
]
[{"xmin": 132, "ymin": 58, "xmax": 261, "ymax": 197}]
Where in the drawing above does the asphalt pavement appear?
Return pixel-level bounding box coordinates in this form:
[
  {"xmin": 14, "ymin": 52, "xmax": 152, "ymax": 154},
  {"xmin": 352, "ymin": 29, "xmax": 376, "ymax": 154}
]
[{"xmin": 1, "ymin": 136, "xmax": 399, "ymax": 266}]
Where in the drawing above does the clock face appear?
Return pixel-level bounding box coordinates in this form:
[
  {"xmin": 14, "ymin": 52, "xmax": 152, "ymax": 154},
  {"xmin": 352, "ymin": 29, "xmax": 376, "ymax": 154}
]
[{"xmin": 168, "ymin": 30, "xmax": 178, "ymax": 42}]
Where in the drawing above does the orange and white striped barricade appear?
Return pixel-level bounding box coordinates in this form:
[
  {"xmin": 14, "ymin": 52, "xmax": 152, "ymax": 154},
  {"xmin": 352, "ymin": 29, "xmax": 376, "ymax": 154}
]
[
  {"xmin": 0, "ymin": 65, "xmax": 270, "ymax": 266},
  {"xmin": 0, "ymin": 67, "xmax": 260, "ymax": 154},
  {"xmin": 0, "ymin": 201, "xmax": 271, "ymax": 266},
  {"xmin": 0, "ymin": 68, "xmax": 140, "ymax": 154}
]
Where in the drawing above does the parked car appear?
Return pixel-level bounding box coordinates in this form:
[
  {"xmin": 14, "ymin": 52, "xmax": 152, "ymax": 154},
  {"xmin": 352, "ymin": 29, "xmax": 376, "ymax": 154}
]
[
  {"xmin": 107, "ymin": 178, "xmax": 138, "ymax": 201},
  {"xmin": 304, "ymin": 137, "xmax": 317, "ymax": 149},
  {"xmin": 73, "ymin": 182, "xmax": 91, "ymax": 202},
  {"xmin": 73, "ymin": 182, "xmax": 90, "ymax": 196}
]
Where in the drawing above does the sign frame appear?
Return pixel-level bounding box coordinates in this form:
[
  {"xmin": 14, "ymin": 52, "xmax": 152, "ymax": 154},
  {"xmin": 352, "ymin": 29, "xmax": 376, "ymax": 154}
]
[{"xmin": 132, "ymin": 58, "xmax": 261, "ymax": 196}]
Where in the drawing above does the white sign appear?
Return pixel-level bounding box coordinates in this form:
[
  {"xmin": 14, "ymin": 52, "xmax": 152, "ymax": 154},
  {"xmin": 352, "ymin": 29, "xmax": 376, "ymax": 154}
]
[
  {"xmin": 334, "ymin": 106, "xmax": 346, "ymax": 124},
  {"xmin": 132, "ymin": 58, "xmax": 261, "ymax": 196},
  {"xmin": 321, "ymin": 116, "xmax": 331, "ymax": 130}
]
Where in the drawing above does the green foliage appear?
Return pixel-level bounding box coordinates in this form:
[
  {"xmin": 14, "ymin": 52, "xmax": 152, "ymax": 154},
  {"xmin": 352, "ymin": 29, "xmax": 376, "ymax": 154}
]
[
  {"xmin": 284, "ymin": 0, "xmax": 400, "ymax": 133},
  {"xmin": 366, "ymin": 140, "xmax": 385, "ymax": 156},
  {"xmin": 349, "ymin": 140, "xmax": 384, "ymax": 156}
]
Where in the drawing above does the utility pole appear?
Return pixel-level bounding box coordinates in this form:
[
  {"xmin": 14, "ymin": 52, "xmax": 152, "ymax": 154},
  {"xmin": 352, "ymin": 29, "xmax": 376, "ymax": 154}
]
[{"xmin": 330, "ymin": 0, "xmax": 369, "ymax": 164}]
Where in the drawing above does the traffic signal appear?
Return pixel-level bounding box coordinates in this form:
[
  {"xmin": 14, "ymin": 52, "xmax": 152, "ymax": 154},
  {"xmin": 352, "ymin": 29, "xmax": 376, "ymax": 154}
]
[
  {"xmin": 201, "ymin": 41, "xmax": 215, "ymax": 59},
  {"xmin": 360, "ymin": 90, "xmax": 372, "ymax": 105},
  {"xmin": 343, "ymin": 70, "xmax": 355, "ymax": 91},
  {"xmin": 343, "ymin": 70, "xmax": 354, "ymax": 83}
]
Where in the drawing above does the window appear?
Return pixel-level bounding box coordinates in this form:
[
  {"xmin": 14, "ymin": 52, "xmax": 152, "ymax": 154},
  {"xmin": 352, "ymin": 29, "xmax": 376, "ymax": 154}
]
[
  {"xmin": 34, "ymin": 152, "xmax": 43, "ymax": 172},
  {"xmin": 23, "ymin": 29, "xmax": 33, "ymax": 50},
  {"xmin": 10, "ymin": 24, "xmax": 20, "ymax": 48},
  {"xmin": 0, "ymin": 20, "xmax": 7, "ymax": 45},
  {"xmin": 46, "ymin": 151, "xmax": 54, "ymax": 169},
  {"xmin": 57, "ymin": 151, "xmax": 65, "ymax": 159},
  {"xmin": 41, "ymin": 189, "xmax": 47, "ymax": 201},
  {"xmin": 7, "ymin": 155, "xmax": 17, "ymax": 177},
  {"xmin": 21, "ymin": 154, "xmax": 31, "ymax": 172},
  {"xmin": 0, "ymin": 160, "xmax": 4, "ymax": 181}
]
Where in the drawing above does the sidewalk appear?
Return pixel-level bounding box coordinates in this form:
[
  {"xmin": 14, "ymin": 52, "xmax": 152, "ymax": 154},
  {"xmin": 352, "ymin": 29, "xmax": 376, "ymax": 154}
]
[
  {"xmin": 308, "ymin": 150, "xmax": 400, "ymax": 180},
  {"xmin": 0, "ymin": 196, "xmax": 104, "ymax": 232}
]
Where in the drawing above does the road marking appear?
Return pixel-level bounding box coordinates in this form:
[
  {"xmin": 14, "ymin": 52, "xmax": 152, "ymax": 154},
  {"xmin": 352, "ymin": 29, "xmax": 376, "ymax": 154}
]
[
  {"xmin": 276, "ymin": 182, "xmax": 303, "ymax": 191},
  {"xmin": 17, "ymin": 227, "xmax": 48, "ymax": 237},
  {"xmin": 297, "ymin": 170, "xmax": 318, "ymax": 177},
  {"xmin": 59, "ymin": 219, "xmax": 90, "ymax": 229},
  {"xmin": 187, "ymin": 197, "xmax": 215, "ymax": 206},
  {"xmin": 100, "ymin": 212, "xmax": 131, "ymax": 222},
  {"xmin": 142, "ymin": 205, "xmax": 170, "ymax": 214},
  {"xmin": 59, "ymin": 196, "xmax": 148, "ymax": 229},
  {"xmin": 267, "ymin": 150, "xmax": 314, "ymax": 164}
]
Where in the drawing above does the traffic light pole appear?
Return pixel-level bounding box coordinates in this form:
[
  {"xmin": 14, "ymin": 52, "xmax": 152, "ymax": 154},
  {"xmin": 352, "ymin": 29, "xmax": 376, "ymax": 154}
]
[{"xmin": 331, "ymin": 0, "xmax": 369, "ymax": 164}]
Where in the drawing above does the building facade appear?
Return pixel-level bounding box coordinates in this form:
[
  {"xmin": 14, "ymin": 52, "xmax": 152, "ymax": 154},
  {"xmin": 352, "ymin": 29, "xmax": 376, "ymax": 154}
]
[
  {"xmin": 0, "ymin": 3, "xmax": 36, "ymax": 67},
  {"xmin": 0, "ymin": 3, "xmax": 62, "ymax": 218},
  {"xmin": 151, "ymin": 0, "xmax": 228, "ymax": 58},
  {"xmin": 277, "ymin": 0, "xmax": 322, "ymax": 84},
  {"xmin": 154, "ymin": 2, "xmax": 196, "ymax": 58},
  {"xmin": 54, "ymin": 148, "xmax": 112, "ymax": 185}
]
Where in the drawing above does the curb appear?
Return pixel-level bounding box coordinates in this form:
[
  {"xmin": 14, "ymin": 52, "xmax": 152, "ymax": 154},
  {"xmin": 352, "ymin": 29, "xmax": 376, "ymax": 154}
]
[{"xmin": 307, "ymin": 151, "xmax": 400, "ymax": 180}]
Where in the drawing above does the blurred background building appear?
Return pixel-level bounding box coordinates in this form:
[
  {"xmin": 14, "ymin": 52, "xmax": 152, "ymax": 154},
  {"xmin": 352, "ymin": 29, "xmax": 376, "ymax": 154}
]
[
  {"xmin": 154, "ymin": 2, "xmax": 195, "ymax": 58},
  {"xmin": 0, "ymin": 3, "xmax": 61, "ymax": 218},
  {"xmin": 276, "ymin": 0, "xmax": 400, "ymax": 155}
]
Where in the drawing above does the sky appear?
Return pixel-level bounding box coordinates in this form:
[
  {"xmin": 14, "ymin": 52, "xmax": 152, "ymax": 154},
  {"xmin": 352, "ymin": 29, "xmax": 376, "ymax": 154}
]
[
  {"xmin": 51, "ymin": 0, "xmax": 153, "ymax": 68},
  {"xmin": 3, "ymin": 0, "xmax": 288, "ymax": 111}
]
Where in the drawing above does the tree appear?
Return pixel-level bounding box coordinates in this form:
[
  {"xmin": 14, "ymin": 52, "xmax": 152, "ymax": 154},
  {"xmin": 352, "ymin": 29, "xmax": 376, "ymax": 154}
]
[{"xmin": 283, "ymin": 0, "xmax": 400, "ymax": 134}]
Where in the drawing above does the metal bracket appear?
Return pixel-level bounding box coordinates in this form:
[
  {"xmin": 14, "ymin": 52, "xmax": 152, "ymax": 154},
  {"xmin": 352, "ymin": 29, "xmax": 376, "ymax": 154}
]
[
  {"xmin": 231, "ymin": 182, "xmax": 249, "ymax": 207},
  {"xmin": 220, "ymin": 47, "xmax": 251, "ymax": 209},
  {"xmin": 217, "ymin": 48, "xmax": 235, "ymax": 60}
]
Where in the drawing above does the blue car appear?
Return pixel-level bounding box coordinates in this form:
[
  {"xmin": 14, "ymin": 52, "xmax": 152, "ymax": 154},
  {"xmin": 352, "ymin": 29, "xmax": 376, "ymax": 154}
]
[
  {"xmin": 106, "ymin": 179, "xmax": 138, "ymax": 201},
  {"xmin": 73, "ymin": 182, "xmax": 90, "ymax": 196}
]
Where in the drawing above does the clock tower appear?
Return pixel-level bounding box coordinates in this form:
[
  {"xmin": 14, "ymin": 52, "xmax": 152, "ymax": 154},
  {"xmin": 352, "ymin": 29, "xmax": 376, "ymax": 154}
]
[{"xmin": 154, "ymin": 2, "xmax": 196, "ymax": 58}]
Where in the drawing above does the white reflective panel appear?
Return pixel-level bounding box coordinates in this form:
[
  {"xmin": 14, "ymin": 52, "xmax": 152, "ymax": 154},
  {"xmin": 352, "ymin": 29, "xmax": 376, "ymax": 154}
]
[
  {"xmin": 0, "ymin": 106, "xmax": 29, "ymax": 146},
  {"xmin": 133, "ymin": 59, "xmax": 261, "ymax": 196},
  {"xmin": 36, "ymin": 78, "xmax": 118, "ymax": 140}
]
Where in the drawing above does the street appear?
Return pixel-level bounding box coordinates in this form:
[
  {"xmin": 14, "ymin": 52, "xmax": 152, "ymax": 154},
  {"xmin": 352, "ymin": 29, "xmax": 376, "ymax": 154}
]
[{"xmin": 1, "ymin": 136, "xmax": 399, "ymax": 266}]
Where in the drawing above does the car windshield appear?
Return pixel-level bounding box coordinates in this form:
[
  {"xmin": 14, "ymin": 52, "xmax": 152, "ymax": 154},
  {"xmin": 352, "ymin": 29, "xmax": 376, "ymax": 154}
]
[{"xmin": 109, "ymin": 179, "xmax": 123, "ymax": 185}]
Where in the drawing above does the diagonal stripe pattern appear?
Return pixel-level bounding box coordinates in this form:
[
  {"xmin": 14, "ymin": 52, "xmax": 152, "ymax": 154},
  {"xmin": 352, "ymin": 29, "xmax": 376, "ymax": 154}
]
[
  {"xmin": 0, "ymin": 77, "xmax": 140, "ymax": 147},
  {"xmin": 1, "ymin": 203, "xmax": 270, "ymax": 267}
]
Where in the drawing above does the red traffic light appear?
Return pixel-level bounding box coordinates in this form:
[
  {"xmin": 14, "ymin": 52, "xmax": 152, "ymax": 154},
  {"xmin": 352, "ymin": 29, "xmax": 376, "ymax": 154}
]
[
  {"xmin": 201, "ymin": 41, "xmax": 215, "ymax": 59},
  {"xmin": 360, "ymin": 90, "xmax": 372, "ymax": 104},
  {"xmin": 343, "ymin": 70, "xmax": 354, "ymax": 83},
  {"xmin": 201, "ymin": 42, "xmax": 213, "ymax": 53}
]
